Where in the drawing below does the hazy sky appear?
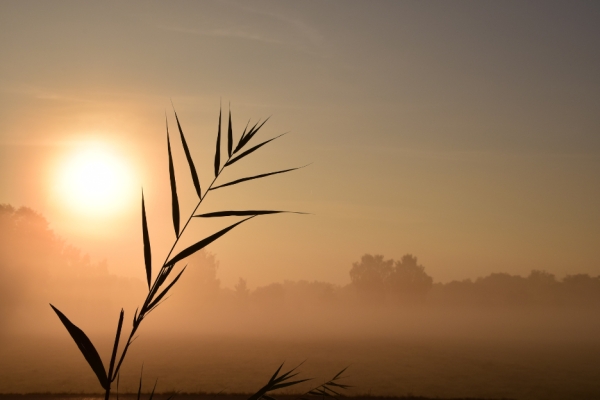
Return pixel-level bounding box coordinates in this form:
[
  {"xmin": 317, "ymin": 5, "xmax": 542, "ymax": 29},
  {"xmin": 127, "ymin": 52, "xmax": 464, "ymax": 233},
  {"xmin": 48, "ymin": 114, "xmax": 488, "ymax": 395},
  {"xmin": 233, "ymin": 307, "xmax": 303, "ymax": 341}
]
[{"xmin": 1, "ymin": 0, "xmax": 599, "ymax": 288}]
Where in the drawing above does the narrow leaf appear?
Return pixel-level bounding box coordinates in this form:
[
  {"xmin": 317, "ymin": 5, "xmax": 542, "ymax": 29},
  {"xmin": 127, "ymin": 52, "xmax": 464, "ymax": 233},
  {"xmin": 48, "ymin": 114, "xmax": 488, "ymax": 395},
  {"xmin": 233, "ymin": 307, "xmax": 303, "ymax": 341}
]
[
  {"xmin": 269, "ymin": 363, "xmax": 284, "ymax": 384},
  {"xmin": 167, "ymin": 217, "xmax": 254, "ymax": 266},
  {"xmin": 225, "ymin": 132, "xmax": 288, "ymax": 167},
  {"xmin": 227, "ymin": 106, "xmax": 233, "ymax": 158},
  {"xmin": 108, "ymin": 309, "xmax": 124, "ymax": 382},
  {"xmin": 210, "ymin": 165, "xmax": 309, "ymax": 191},
  {"xmin": 240, "ymin": 119, "xmax": 250, "ymax": 141},
  {"xmin": 215, "ymin": 105, "xmax": 222, "ymax": 176},
  {"xmin": 50, "ymin": 304, "xmax": 108, "ymax": 389},
  {"xmin": 194, "ymin": 210, "xmax": 306, "ymax": 218},
  {"xmin": 147, "ymin": 266, "xmax": 187, "ymax": 310},
  {"xmin": 332, "ymin": 367, "xmax": 348, "ymax": 380},
  {"xmin": 137, "ymin": 365, "xmax": 143, "ymax": 400},
  {"xmin": 167, "ymin": 121, "xmax": 180, "ymax": 237},
  {"xmin": 235, "ymin": 117, "xmax": 270, "ymax": 153},
  {"xmin": 234, "ymin": 120, "xmax": 259, "ymax": 154},
  {"xmin": 142, "ymin": 191, "xmax": 152, "ymax": 290},
  {"xmin": 149, "ymin": 379, "xmax": 158, "ymax": 400},
  {"xmin": 174, "ymin": 109, "xmax": 202, "ymax": 198},
  {"xmin": 244, "ymin": 116, "xmax": 270, "ymax": 143},
  {"xmin": 323, "ymin": 386, "xmax": 341, "ymax": 396},
  {"xmin": 326, "ymin": 382, "xmax": 351, "ymax": 389},
  {"xmin": 271, "ymin": 379, "xmax": 311, "ymax": 390}
]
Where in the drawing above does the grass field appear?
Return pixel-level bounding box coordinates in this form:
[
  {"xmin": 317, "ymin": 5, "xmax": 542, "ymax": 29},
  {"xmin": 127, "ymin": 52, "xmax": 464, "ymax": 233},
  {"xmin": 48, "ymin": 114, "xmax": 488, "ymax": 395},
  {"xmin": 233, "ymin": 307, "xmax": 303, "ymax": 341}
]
[{"xmin": 1, "ymin": 333, "xmax": 598, "ymax": 400}]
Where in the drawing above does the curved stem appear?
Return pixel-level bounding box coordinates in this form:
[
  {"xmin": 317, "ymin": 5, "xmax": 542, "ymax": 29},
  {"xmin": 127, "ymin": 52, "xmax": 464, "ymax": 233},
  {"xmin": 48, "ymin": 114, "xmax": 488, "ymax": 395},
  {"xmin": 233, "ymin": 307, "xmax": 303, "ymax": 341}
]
[{"xmin": 112, "ymin": 153, "xmax": 233, "ymax": 381}]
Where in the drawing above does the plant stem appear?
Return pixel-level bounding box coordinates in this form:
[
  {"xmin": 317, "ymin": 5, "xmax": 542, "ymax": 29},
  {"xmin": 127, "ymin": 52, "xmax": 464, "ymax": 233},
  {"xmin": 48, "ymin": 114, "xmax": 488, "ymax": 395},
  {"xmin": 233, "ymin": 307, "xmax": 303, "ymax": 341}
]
[{"xmin": 111, "ymin": 152, "xmax": 233, "ymax": 381}]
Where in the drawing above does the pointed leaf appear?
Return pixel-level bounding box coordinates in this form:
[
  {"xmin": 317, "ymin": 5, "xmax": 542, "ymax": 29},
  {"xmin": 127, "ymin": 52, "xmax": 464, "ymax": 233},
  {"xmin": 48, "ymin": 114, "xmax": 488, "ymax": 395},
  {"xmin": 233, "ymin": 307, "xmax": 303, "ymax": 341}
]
[
  {"xmin": 323, "ymin": 386, "xmax": 341, "ymax": 396},
  {"xmin": 269, "ymin": 363, "xmax": 284, "ymax": 384},
  {"xmin": 148, "ymin": 266, "xmax": 186, "ymax": 310},
  {"xmin": 235, "ymin": 117, "xmax": 270, "ymax": 153},
  {"xmin": 210, "ymin": 165, "xmax": 309, "ymax": 191},
  {"xmin": 240, "ymin": 119, "xmax": 250, "ymax": 141},
  {"xmin": 167, "ymin": 121, "xmax": 180, "ymax": 237},
  {"xmin": 326, "ymin": 382, "xmax": 351, "ymax": 389},
  {"xmin": 271, "ymin": 379, "xmax": 311, "ymax": 390},
  {"xmin": 137, "ymin": 366, "xmax": 143, "ymax": 400},
  {"xmin": 332, "ymin": 367, "xmax": 348, "ymax": 380},
  {"xmin": 174, "ymin": 109, "xmax": 202, "ymax": 198},
  {"xmin": 244, "ymin": 116, "xmax": 270, "ymax": 143},
  {"xmin": 227, "ymin": 107, "xmax": 233, "ymax": 158},
  {"xmin": 194, "ymin": 210, "xmax": 306, "ymax": 218},
  {"xmin": 149, "ymin": 379, "xmax": 158, "ymax": 400},
  {"xmin": 234, "ymin": 120, "xmax": 260, "ymax": 154},
  {"xmin": 50, "ymin": 304, "xmax": 108, "ymax": 390},
  {"xmin": 215, "ymin": 105, "xmax": 222, "ymax": 176},
  {"xmin": 108, "ymin": 309, "xmax": 124, "ymax": 382},
  {"xmin": 142, "ymin": 191, "xmax": 152, "ymax": 290},
  {"xmin": 225, "ymin": 132, "xmax": 289, "ymax": 167},
  {"xmin": 167, "ymin": 217, "xmax": 254, "ymax": 266}
]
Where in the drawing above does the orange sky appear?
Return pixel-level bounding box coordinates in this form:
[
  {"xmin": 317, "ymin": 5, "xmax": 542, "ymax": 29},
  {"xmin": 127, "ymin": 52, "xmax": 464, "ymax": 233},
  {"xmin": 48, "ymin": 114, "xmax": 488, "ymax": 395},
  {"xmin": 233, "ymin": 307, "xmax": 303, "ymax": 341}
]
[{"xmin": 1, "ymin": 1, "xmax": 599, "ymax": 288}]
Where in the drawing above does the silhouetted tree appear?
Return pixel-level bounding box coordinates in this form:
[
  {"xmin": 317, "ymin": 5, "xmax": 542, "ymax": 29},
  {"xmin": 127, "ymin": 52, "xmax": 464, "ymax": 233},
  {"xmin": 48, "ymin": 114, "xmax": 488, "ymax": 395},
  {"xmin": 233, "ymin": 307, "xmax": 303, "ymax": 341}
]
[
  {"xmin": 387, "ymin": 254, "xmax": 433, "ymax": 304},
  {"xmin": 235, "ymin": 278, "xmax": 250, "ymax": 302},
  {"xmin": 349, "ymin": 254, "xmax": 393, "ymax": 304}
]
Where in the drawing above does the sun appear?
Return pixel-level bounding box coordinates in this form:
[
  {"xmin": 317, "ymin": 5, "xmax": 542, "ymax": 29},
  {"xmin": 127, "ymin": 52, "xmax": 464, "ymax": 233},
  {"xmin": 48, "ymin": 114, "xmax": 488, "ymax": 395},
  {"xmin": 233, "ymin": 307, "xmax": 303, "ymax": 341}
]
[{"xmin": 57, "ymin": 145, "xmax": 134, "ymax": 215}]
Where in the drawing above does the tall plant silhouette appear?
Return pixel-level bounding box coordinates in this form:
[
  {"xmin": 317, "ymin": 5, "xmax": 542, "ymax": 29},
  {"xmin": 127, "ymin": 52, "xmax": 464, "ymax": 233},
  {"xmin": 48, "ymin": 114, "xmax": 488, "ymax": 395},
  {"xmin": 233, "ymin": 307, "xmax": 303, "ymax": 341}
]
[{"xmin": 49, "ymin": 104, "xmax": 311, "ymax": 400}]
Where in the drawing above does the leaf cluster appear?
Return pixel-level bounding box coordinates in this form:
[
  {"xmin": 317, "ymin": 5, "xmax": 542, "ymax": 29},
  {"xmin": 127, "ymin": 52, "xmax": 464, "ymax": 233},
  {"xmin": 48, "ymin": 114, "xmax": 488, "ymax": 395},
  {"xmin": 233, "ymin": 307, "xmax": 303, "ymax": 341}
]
[{"xmin": 50, "ymin": 103, "xmax": 306, "ymax": 397}]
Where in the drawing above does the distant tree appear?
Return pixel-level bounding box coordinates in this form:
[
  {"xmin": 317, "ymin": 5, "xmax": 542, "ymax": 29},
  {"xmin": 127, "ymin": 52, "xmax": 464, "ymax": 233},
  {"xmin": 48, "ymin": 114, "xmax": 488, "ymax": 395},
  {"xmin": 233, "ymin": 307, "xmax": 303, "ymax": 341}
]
[
  {"xmin": 252, "ymin": 283, "xmax": 285, "ymax": 309},
  {"xmin": 387, "ymin": 254, "xmax": 433, "ymax": 304},
  {"xmin": 349, "ymin": 254, "xmax": 393, "ymax": 304},
  {"xmin": 282, "ymin": 280, "xmax": 338, "ymax": 306},
  {"xmin": 561, "ymin": 274, "xmax": 600, "ymax": 307},
  {"xmin": 234, "ymin": 278, "xmax": 250, "ymax": 302},
  {"xmin": 169, "ymin": 250, "xmax": 221, "ymax": 309},
  {"xmin": 0, "ymin": 204, "xmax": 142, "ymax": 334}
]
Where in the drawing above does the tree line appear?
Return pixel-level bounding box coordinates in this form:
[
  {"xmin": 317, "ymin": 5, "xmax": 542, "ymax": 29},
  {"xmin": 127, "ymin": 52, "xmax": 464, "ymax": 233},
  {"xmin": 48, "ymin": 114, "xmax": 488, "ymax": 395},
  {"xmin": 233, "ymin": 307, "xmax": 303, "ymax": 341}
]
[{"xmin": 2, "ymin": 203, "xmax": 600, "ymax": 332}]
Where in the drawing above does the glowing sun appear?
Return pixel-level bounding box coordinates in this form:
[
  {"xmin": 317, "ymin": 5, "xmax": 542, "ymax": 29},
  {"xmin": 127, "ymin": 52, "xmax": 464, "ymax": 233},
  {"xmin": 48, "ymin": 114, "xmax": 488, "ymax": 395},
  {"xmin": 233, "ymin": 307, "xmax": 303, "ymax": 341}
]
[{"xmin": 57, "ymin": 146, "xmax": 133, "ymax": 215}]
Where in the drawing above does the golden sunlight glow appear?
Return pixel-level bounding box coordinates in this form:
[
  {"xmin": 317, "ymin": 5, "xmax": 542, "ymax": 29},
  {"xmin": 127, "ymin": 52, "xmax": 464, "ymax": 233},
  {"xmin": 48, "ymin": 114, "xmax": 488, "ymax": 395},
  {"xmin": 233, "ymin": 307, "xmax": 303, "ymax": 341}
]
[{"xmin": 57, "ymin": 145, "xmax": 133, "ymax": 215}]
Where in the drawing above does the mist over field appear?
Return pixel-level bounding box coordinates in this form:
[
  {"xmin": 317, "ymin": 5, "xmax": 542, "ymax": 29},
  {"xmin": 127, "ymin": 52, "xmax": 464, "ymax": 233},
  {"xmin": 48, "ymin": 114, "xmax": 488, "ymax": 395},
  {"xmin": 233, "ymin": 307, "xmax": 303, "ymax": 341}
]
[{"xmin": 2, "ymin": 204, "xmax": 600, "ymax": 400}]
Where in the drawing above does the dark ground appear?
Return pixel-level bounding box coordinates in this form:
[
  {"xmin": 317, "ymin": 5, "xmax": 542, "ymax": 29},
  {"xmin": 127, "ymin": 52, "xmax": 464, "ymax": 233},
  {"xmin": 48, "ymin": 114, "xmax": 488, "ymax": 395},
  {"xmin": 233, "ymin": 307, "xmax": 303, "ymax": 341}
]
[{"xmin": 0, "ymin": 395, "xmax": 515, "ymax": 400}]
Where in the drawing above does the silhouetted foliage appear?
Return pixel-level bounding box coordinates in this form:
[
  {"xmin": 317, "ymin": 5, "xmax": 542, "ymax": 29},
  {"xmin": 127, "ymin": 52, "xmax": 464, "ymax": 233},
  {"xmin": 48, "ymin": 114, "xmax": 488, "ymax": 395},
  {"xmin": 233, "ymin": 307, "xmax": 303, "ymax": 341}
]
[
  {"xmin": 0, "ymin": 204, "xmax": 141, "ymax": 334},
  {"xmin": 349, "ymin": 254, "xmax": 393, "ymax": 304},
  {"xmin": 349, "ymin": 254, "xmax": 433, "ymax": 305}
]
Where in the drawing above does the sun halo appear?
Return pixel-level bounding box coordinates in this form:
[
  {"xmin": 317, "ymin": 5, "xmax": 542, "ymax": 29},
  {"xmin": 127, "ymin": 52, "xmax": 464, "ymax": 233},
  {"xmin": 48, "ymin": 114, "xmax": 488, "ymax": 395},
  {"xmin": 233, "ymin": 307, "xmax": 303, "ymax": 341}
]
[{"xmin": 57, "ymin": 145, "xmax": 134, "ymax": 216}]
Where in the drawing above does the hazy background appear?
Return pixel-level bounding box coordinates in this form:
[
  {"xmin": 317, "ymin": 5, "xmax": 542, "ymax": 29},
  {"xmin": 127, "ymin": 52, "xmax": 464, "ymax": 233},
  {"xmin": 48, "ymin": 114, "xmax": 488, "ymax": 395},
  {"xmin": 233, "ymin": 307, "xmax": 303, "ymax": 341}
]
[
  {"xmin": 1, "ymin": 0, "xmax": 599, "ymax": 287},
  {"xmin": 1, "ymin": 1, "xmax": 600, "ymax": 399},
  {"xmin": 1, "ymin": 205, "xmax": 600, "ymax": 400}
]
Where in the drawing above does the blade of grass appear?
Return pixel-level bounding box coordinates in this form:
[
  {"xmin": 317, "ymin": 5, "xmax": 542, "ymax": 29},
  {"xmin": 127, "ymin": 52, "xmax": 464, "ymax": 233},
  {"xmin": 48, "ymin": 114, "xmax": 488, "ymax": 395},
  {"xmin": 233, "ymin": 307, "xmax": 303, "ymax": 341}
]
[
  {"xmin": 49, "ymin": 304, "xmax": 109, "ymax": 390},
  {"xmin": 167, "ymin": 119, "xmax": 180, "ymax": 237},
  {"xmin": 147, "ymin": 266, "xmax": 187, "ymax": 309},
  {"xmin": 234, "ymin": 119, "xmax": 260, "ymax": 154},
  {"xmin": 149, "ymin": 379, "xmax": 158, "ymax": 400},
  {"xmin": 108, "ymin": 309, "xmax": 124, "ymax": 382},
  {"xmin": 210, "ymin": 165, "xmax": 309, "ymax": 191},
  {"xmin": 194, "ymin": 210, "xmax": 307, "ymax": 218},
  {"xmin": 235, "ymin": 117, "xmax": 270, "ymax": 152},
  {"xmin": 137, "ymin": 365, "xmax": 143, "ymax": 400},
  {"xmin": 167, "ymin": 216, "xmax": 255, "ymax": 266},
  {"xmin": 173, "ymin": 107, "xmax": 202, "ymax": 198},
  {"xmin": 271, "ymin": 379, "xmax": 311, "ymax": 390},
  {"xmin": 227, "ymin": 106, "xmax": 233, "ymax": 158},
  {"xmin": 142, "ymin": 191, "xmax": 152, "ymax": 290},
  {"xmin": 215, "ymin": 104, "xmax": 222, "ymax": 177},
  {"xmin": 225, "ymin": 132, "xmax": 289, "ymax": 167}
]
